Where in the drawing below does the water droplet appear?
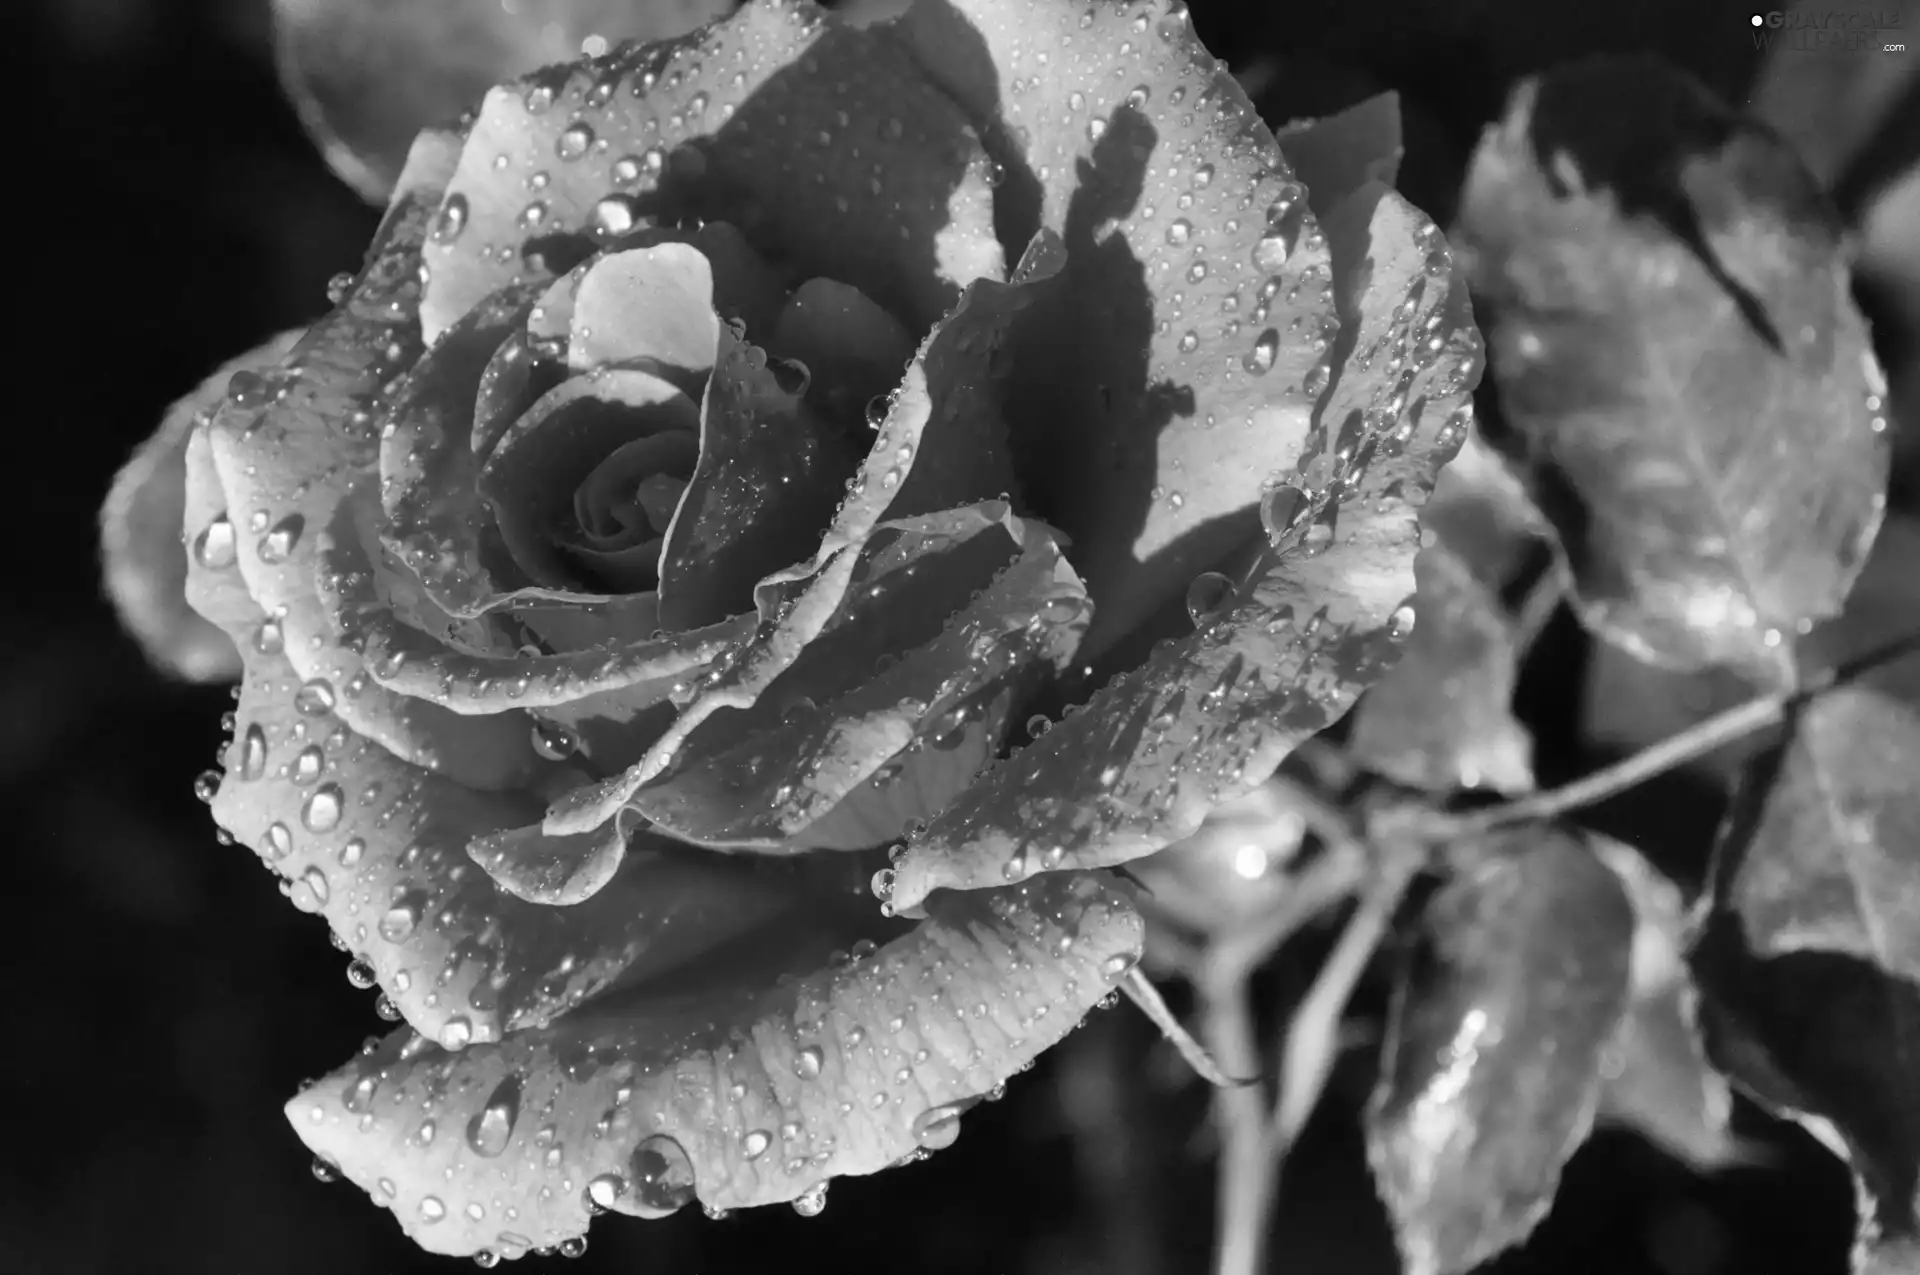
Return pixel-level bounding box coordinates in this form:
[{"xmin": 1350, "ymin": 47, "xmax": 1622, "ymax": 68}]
[
  {"xmin": 530, "ymin": 719, "xmax": 579, "ymax": 761},
  {"xmin": 1164, "ymin": 219, "xmax": 1192, "ymax": 247},
  {"xmin": 374, "ymin": 993, "xmax": 400, "ymax": 1021},
  {"xmin": 911, "ymin": 1104, "xmax": 965, "ymax": 1150},
  {"xmin": 1177, "ymin": 330, "xmax": 1199, "ymax": 354},
  {"xmin": 193, "ymin": 769, "xmax": 223, "ymax": 803},
  {"xmin": 1243, "ymin": 328, "xmax": 1279, "ymax": 376},
  {"xmin": 345, "ymin": 957, "xmax": 376, "ymax": 989},
  {"xmin": 628, "ymin": 1134, "xmax": 696, "ymax": 1215},
  {"xmin": 419, "ymin": 1196, "xmax": 446, "ymax": 1224},
  {"xmin": 473, "ymin": 1252, "xmax": 500, "ymax": 1270},
  {"xmin": 341, "ymin": 1073, "xmax": 379, "ymax": 1113},
  {"xmin": 591, "ymin": 194, "xmax": 641, "ymax": 236},
  {"xmin": 378, "ymin": 898, "xmax": 419, "ymax": 942},
  {"xmin": 301, "ymin": 783, "xmax": 344, "ymax": 833},
  {"xmin": 1102, "ymin": 951, "xmax": 1140, "ymax": 978},
  {"xmin": 439, "ymin": 1016, "xmax": 472, "ymax": 1050},
  {"xmin": 432, "ymin": 194, "xmax": 469, "ymax": 242},
  {"xmin": 264, "ymin": 822, "xmax": 293, "ymax": 859},
  {"xmin": 194, "ymin": 515, "xmax": 236, "ymax": 569},
  {"xmin": 258, "ymin": 514, "xmax": 304, "ymax": 564},
  {"xmin": 559, "ymin": 1237, "xmax": 588, "ymax": 1259},
  {"xmin": 585, "ymin": 1173, "xmax": 626, "ymax": 1213},
  {"xmin": 466, "ymin": 1074, "xmax": 521, "ymax": 1157},
  {"xmin": 294, "ymin": 679, "xmax": 336, "ymax": 716},
  {"xmin": 794, "ymin": 1045, "xmax": 824, "ymax": 1079},
  {"xmin": 1387, "ymin": 603, "xmax": 1417, "ymax": 640},
  {"xmin": 792, "ymin": 1182, "xmax": 829, "ymax": 1217},
  {"xmin": 310, "ymin": 1155, "xmax": 340, "ymax": 1183},
  {"xmin": 742, "ymin": 1129, "xmax": 771, "ymax": 1160},
  {"xmin": 556, "ymin": 122, "xmax": 595, "ymax": 161},
  {"xmin": 1185, "ymin": 572, "xmax": 1235, "ymax": 625}
]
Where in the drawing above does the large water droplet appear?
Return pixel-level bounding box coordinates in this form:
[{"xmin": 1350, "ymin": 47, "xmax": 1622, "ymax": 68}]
[
  {"xmin": 294, "ymin": 679, "xmax": 337, "ymax": 716},
  {"xmin": 341, "ymin": 1072, "xmax": 379, "ymax": 1113},
  {"xmin": 911, "ymin": 1104, "xmax": 965, "ymax": 1150},
  {"xmin": 792, "ymin": 1182, "xmax": 829, "ymax": 1217},
  {"xmin": 1243, "ymin": 328, "xmax": 1279, "ymax": 376},
  {"xmin": 556, "ymin": 121, "xmax": 595, "ymax": 161},
  {"xmin": 432, "ymin": 194, "xmax": 469, "ymax": 243},
  {"xmin": 742, "ymin": 1129, "xmax": 772, "ymax": 1159},
  {"xmin": 258, "ymin": 514, "xmax": 305, "ymax": 564},
  {"xmin": 1185, "ymin": 572, "xmax": 1235, "ymax": 625},
  {"xmin": 466, "ymin": 1074, "xmax": 521, "ymax": 1157},
  {"xmin": 1387, "ymin": 603, "xmax": 1417, "ymax": 640},
  {"xmin": 418, "ymin": 1196, "xmax": 446, "ymax": 1224},
  {"xmin": 629, "ymin": 1134, "xmax": 697, "ymax": 1216},
  {"xmin": 194, "ymin": 515, "xmax": 236, "ymax": 569},
  {"xmin": 794, "ymin": 1045, "xmax": 824, "ymax": 1079},
  {"xmin": 379, "ymin": 897, "xmax": 421, "ymax": 942},
  {"xmin": 529, "ymin": 719, "xmax": 579, "ymax": 761},
  {"xmin": 1259, "ymin": 483, "xmax": 1311, "ymax": 545},
  {"xmin": 1164, "ymin": 219, "xmax": 1192, "ymax": 247},
  {"xmin": 439, "ymin": 1016, "xmax": 472, "ymax": 1050},
  {"xmin": 301, "ymin": 783, "xmax": 344, "ymax": 832}
]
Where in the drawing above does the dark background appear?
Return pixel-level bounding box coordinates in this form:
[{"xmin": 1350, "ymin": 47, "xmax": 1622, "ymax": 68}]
[{"xmin": 12, "ymin": 1, "xmax": 1912, "ymax": 1274}]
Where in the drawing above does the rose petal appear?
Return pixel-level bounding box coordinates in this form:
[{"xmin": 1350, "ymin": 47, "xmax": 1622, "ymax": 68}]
[
  {"xmin": 567, "ymin": 242, "xmax": 723, "ymax": 385},
  {"xmin": 477, "ymin": 369, "xmax": 700, "ymax": 588},
  {"xmin": 204, "ymin": 129, "xmax": 548, "ymax": 792},
  {"xmin": 288, "ymin": 871, "xmax": 1142, "ymax": 1257},
  {"xmin": 379, "ymin": 281, "xmax": 544, "ymax": 620},
  {"xmin": 323, "ymin": 486, "xmax": 749, "ymax": 739},
  {"xmin": 272, "ymin": 0, "xmax": 732, "ymax": 201},
  {"xmin": 546, "ymin": 498, "xmax": 1056, "ymax": 838},
  {"xmin": 209, "ymin": 639, "xmax": 797, "ymax": 1047},
  {"xmin": 181, "ymin": 423, "xmax": 267, "ymax": 638},
  {"xmin": 1273, "ymin": 91, "xmax": 1405, "ymax": 219},
  {"xmin": 103, "ymin": 331, "xmax": 302, "ymax": 681},
  {"xmin": 632, "ymin": 513, "xmax": 1088, "ymax": 851},
  {"xmin": 887, "ymin": 0, "xmax": 1345, "ymax": 655},
  {"xmin": 419, "ymin": 0, "xmax": 1005, "ymax": 344},
  {"xmin": 657, "ymin": 325, "xmax": 867, "ymax": 631},
  {"xmin": 767, "ymin": 277, "xmax": 918, "ymax": 420},
  {"xmin": 889, "ymin": 185, "xmax": 1480, "ymax": 914}
]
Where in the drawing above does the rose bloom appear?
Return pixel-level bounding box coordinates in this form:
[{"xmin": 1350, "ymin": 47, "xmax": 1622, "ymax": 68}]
[{"xmin": 102, "ymin": 0, "xmax": 1478, "ymax": 1260}]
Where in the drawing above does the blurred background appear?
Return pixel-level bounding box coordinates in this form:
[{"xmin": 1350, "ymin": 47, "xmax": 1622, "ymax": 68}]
[{"xmin": 13, "ymin": 0, "xmax": 1914, "ymax": 1273}]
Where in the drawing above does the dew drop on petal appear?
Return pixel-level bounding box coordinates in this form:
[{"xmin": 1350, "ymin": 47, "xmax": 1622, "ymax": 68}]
[
  {"xmin": 910, "ymin": 1104, "xmax": 965, "ymax": 1150},
  {"xmin": 1243, "ymin": 328, "xmax": 1279, "ymax": 375},
  {"xmin": 1387, "ymin": 603, "xmax": 1417, "ymax": 640},
  {"xmin": 1185, "ymin": 572, "xmax": 1235, "ymax": 625},
  {"xmin": 419, "ymin": 1196, "xmax": 446, "ymax": 1224},
  {"xmin": 194, "ymin": 515, "xmax": 236, "ymax": 569},
  {"xmin": 792, "ymin": 1182, "xmax": 829, "ymax": 1217},
  {"xmin": 301, "ymin": 783, "xmax": 344, "ymax": 832},
  {"xmin": 1259, "ymin": 483, "xmax": 1311, "ymax": 545},
  {"xmin": 794, "ymin": 1046, "xmax": 824, "ymax": 1079},
  {"xmin": 439, "ymin": 1016, "xmax": 472, "ymax": 1050},
  {"xmin": 630, "ymin": 1134, "xmax": 697, "ymax": 1214},
  {"xmin": 466, "ymin": 1074, "xmax": 521, "ymax": 1158},
  {"xmin": 742, "ymin": 1129, "xmax": 772, "ymax": 1160}
]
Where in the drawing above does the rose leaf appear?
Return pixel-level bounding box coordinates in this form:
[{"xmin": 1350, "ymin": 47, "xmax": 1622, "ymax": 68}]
[
  {"xmin": 1691, "ymin": 923, "xmax": 1920, "ymax": 1273},
  {"xmin": 1713, "ymin": 648, "xmax": 1920, "ymax": 988},
  {"xmin": 1585, "ymin": 834, "xmax": 1745, "ymax": 1172},
  {"xmin": 288, "ymin": 872, "xmax": 1142, "ymax": 1258},
  {"xmin": 1345, "ymin": 533, "xmax": 1535, "ymax": 795},
  {"xmin": 888, "ymin": 182, "xmax": 1478, "ymax": 913},
  {"xmin": 101, "ymin": 329, "xmax": 303, "ymax": 683},
  {"xmin": 1455, "ymin": 56, "xmax": 1889, "ymax": 684},
  {"xmin": 1581, "ymin": 513, "xmax": 1920, "ymax": 784},
  {"xmin": 1367, "ymin": 825, "xmax": 1636, "ymax": 1275},
  {"xmin": 272, "ymin": 0, "xmax": 735, "ymax": 202}
]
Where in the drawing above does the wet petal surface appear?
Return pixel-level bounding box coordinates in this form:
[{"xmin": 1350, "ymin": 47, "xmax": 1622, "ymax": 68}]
[
  {"xmin": 290, "ymin": 872, "xmax": 1141, "ymax": 1258},
  {"xmin": 889, "ymin": 185, "xmax": 1480, "ymax": 914}
]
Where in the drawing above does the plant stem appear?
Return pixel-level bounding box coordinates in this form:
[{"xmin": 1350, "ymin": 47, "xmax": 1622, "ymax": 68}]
[
  {"xmin": 1393, "ymin": 627, "xmax": 1920, "ymax": 843},
  {"xmin": 1205, "ymin": 972, "xmax": 1273, "ymax": 1275}
]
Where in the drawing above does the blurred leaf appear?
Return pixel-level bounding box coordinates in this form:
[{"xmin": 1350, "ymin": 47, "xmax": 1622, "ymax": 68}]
[
  {"xmin": 1587, "ymin": 834, "xmax": 1748, "ymax": 1172},
  {"xmin": 1692, "ymin": 931, "xmax": 1920, "ymax": 1274},
  {"xmin": 1455, "ymin": 56, "xmax": 1889, "ymax": 683},
  {"xmin": 273, "ymin": 0, "xmax": 737, "ymax": 201},
  {"xmin": 1714, "ymin": 650, "xmax": 1920, "ymax": 985},
  {"xmin": 1417, "ymin": 423, "xmax": 1554, "ymax": 597},
  {"xmin": 1694, "ymin": 638, "xmax": 1920, "ymax": 1269},
  {"xmin": 1367, "ymin": 825, "xmax": 1635, "ymax": 1275},
  {"xmin": 1582, "ymin": 513, "xmax": 1920, "ymax": 782},
  {"xmin": 1346, "ymin": 535, "xmax": 1534, "ymax": 795}
]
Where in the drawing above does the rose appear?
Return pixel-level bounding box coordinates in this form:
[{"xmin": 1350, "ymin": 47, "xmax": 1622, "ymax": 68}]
[{"xmin": 103, "ymin": 0, "xmax": 1480, "ymax": 1259}]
